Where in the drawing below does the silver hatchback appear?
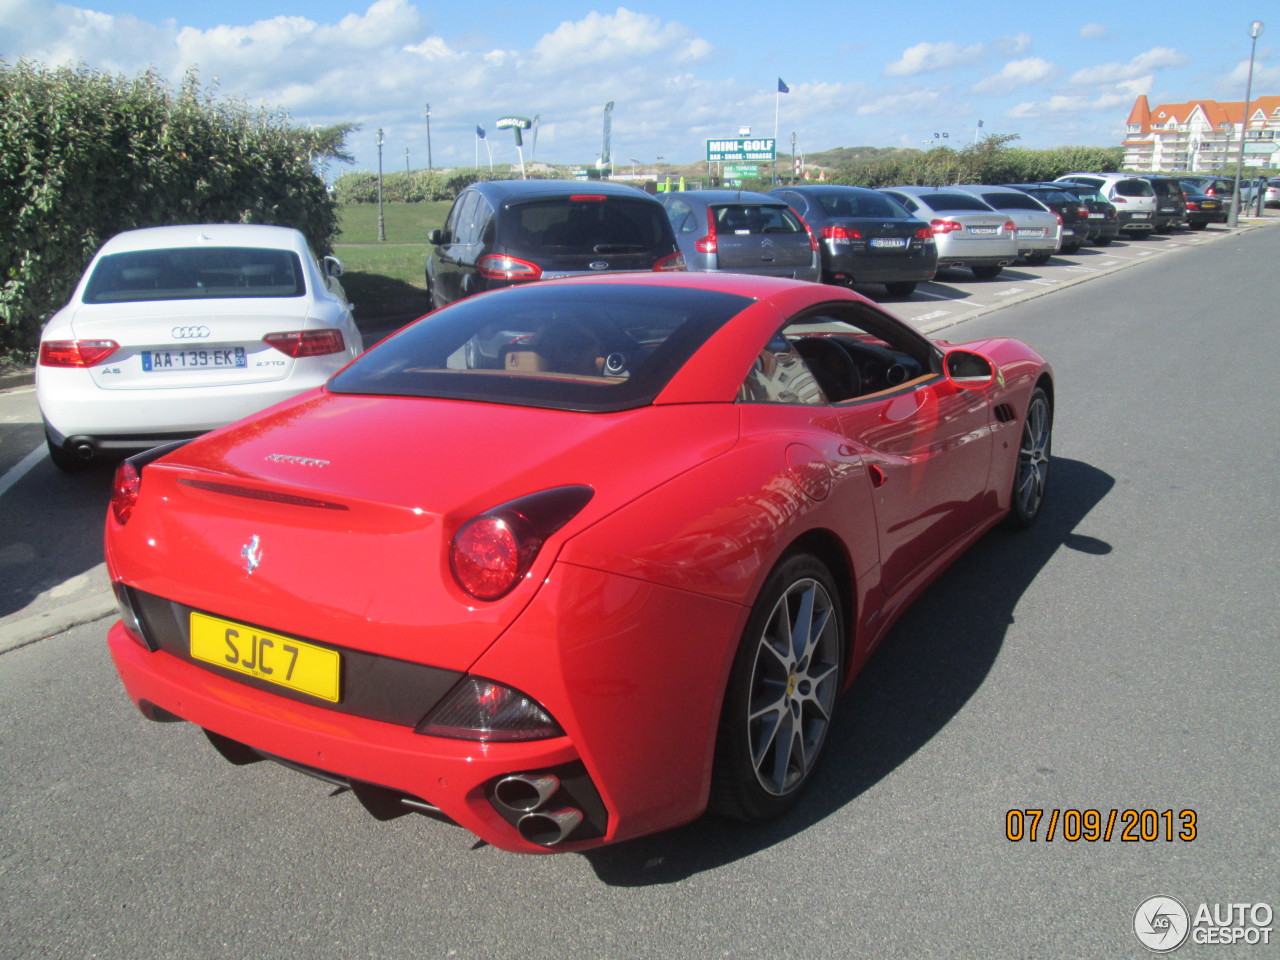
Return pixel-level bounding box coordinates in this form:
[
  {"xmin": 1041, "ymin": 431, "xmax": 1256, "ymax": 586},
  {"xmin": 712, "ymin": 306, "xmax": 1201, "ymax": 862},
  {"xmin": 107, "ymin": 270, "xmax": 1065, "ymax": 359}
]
[
  {"xmin": 659, "ymin": 190, "xmax": 820, "ymax": 282},
  {"xmin": 879, "ymin": 187, "xmax": 1018, "ymax": 280}
]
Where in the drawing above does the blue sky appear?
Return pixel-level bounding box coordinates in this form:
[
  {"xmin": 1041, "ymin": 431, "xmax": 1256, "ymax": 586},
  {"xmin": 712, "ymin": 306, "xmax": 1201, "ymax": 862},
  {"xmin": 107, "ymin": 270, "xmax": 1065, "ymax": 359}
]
[{"xmin": 2, "ymin": 0, "xmax": 1275, "ymax": 173}]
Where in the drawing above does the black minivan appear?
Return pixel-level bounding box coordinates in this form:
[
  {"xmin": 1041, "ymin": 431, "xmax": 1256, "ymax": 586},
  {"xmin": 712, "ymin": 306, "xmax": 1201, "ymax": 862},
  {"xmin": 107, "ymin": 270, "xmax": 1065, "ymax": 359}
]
[{"xmin": 425, "ymin": 180, "xmax": 685, "ymax": 310}]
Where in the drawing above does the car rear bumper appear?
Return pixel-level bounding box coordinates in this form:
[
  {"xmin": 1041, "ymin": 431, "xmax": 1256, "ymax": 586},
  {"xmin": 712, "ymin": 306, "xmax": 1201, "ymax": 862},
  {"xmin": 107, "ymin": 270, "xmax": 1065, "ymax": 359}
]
[{"xmin": 822, "ymin": 247, "xmax": 938, "ymax": 284}]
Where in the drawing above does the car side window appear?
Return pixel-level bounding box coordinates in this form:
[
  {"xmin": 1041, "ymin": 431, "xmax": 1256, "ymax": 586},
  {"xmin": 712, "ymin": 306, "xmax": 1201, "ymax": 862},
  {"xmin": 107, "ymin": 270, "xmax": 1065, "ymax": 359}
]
[
  {"xmin": 738, "ymin": 333, "xmax": 828, "ymax": 405},
  {"xmin": 664, "ymin": 198, "xmax": 697, "ymax": 234},
  {"xmin": 452, "ymin": 192, "xmax": 483, "ymax": 246}
]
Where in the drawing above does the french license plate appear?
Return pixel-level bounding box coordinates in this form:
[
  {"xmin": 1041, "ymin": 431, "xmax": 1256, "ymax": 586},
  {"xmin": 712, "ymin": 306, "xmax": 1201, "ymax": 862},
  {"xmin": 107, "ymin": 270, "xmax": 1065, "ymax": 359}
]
[
  {"xmin": 1017, "ymin": 228, "xmax": 1045, "ymax": 237},
  {"xmin": 1088, "ymin": 213, "xmax": 1105, "ymax": 218},
  {"xmin": 870, "ymin": 237, "xmax": 906, "ymax": 248},
  {"xmin": 143, "ymin": 347, "xmax": 247, "ymax": 371},
  {"xmin": 1131, "ymin": 213, "xmax": 1150, "ymax": 220},
  {"xmin": 967, "ymin": 226, "xmax": 998, "ymax": 235},
  {"xmin": 190, "ymin": 612, "xmax": 341, "ymax": 702},
  {"xmin": 1204, "ymin": 202, "xmax": 1220, "ymax": 210}
]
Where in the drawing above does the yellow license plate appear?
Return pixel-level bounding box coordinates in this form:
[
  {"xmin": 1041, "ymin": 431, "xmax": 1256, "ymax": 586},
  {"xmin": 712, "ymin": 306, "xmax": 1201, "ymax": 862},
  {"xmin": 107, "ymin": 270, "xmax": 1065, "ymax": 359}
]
[{"xmin": 190, "ymin": 612, "xmax": 341, "ymax": 702}]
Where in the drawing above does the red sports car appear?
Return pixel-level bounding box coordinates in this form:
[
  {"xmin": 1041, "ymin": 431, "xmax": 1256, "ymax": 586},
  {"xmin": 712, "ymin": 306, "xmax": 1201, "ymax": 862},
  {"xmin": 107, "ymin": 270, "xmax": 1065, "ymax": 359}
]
[{"xmin": 104, "ymin": 272, "xmax": 1053, "ymax": 854}]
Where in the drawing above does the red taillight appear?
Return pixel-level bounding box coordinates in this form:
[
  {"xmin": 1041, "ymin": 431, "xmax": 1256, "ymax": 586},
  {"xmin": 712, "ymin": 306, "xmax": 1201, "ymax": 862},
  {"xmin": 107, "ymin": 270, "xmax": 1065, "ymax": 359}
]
[
  {"xmin": 931, "ymin": 219, "xmax": 963, "ymax": 235},
  {"xmin": 111, "ymin": 461, "xmax": 141, "ymax": 525},
  {"xmin": 1076, "ymin": 206, "xmax": 1089, "ymax": 218},
  {"xmin": 1054, "ymin": 212, "xmax": 1063, "ymax": 225},
  {"xmin": 476, "ymin": 254, "xmax": 542, "ymax": 280},
  {"xmin": 1205, "ymin": 187, "xmax": 1217, "ymax": 196},
  {"xmin": 1186, "ymin": 201, "xmax": 1200, "ymax": 210},
  {"xmin": 1003, "ymin": 220, "xmax": 1017, "ymax": 233},
  {"xmin": 39, "ymin": 339, "xmax": 119, "ymax": 367},
  {"xmin": 449, "ymin": 486, "xmax": 594, "ymax": 601},
  {"xmin": 1113, "ymin": 196, "xmax": 1127, "ymax": 203},
  {"xmin": 913, "ymin": 226, "xmax": 933, "ymax": 241},
  {"xmin": 416, "ymin": 677, "xmax": 563, "ymax": 742},
  {"xmin": 569, "ymin": 195, "xmax": 606, "ymax": 202},
  {"xmin": 653, "ymin": 251, "xmax": 686, "ymax": 271},
  {"xmin": 262, "ymin": 329, "xmax": 346, "ymax": 358},
  {"xmin": 790, "ymin": 208, "xmax": 820, "ymax": 251},
  {"xmin": 695, "ymin": 206, "xmax": 717, "ymax": 253},
  {"xmin": 821, "ymin": 225, "xmax": 863, "ymax": 241}
]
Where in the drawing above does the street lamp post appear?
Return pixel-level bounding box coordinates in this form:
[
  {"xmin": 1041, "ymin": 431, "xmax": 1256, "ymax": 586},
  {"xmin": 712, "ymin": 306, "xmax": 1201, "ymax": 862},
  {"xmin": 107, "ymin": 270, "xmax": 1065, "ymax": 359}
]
[
  {"xmin": 376, "ymin": 128, "xmax": 386, "ymax": 242},
  {"xmin": 425, "ymin": 103, "xmax": 433, "ymax": 171},
  {"xmin": 1228, "ymin": 20, "xmax": 1265, "ymax": 228}
]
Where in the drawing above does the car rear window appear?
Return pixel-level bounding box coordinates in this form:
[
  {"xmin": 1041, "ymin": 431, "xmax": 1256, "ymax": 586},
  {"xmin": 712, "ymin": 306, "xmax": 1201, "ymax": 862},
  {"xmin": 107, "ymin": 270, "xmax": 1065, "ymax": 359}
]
[
  {"xmin": 1025, "ymin": 189, "xmax": 1074, "ymax": 205},
  {"xmin": 915, "ymin": 192, "xmax": 995, "ymax": 212},
  {"xmin": 1113, "ymin": 179, "xmax": 1154, "ymax": 198},
  {"xmin": 500, "ymin": 197, "xmax": 670, "ymax": 256},
  {"xmin": 328, "ymin": 283, "xmax": 752, "ymax": 413},
  {"xmin": 82, "ymin": 248, "xmax": 306, "ymax": 303},
  {"xmin": 712, "ymin": 204, "xmax": 804, "ymax": 235},
  {"xmin": 811, "ymin": 191, "xmax": 908, "ymax": 219},
  {"xmin": 979, "ymin": 192, "xmax": 1043, "ymax": 211}
]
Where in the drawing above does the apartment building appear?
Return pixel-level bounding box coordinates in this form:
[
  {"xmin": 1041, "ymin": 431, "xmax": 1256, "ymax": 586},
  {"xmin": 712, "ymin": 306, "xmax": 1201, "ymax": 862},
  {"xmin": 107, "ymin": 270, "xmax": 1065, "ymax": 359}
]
[{"xmin": 1122, "ymin": 94, "xmax": 1280, "ymax": 173}]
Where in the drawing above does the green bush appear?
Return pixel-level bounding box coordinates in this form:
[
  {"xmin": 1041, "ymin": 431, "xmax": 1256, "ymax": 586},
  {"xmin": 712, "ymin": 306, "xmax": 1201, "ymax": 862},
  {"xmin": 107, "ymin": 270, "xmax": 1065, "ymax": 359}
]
[{"xmin": 0, "ymin": 59, "xmax": 342, "ymax": 352}]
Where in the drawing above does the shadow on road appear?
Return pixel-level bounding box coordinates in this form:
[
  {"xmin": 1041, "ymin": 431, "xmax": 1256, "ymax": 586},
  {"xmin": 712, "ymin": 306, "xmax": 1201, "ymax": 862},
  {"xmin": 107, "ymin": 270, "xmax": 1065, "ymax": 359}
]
[{"xmin": 582, "ymin": 455, "xmax": 1115, "ymax": 886}]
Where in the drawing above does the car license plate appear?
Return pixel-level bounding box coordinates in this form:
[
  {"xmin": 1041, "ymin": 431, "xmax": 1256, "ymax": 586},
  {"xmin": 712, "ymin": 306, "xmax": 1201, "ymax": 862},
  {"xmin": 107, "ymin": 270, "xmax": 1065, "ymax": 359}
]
[
  {"xmin": 1017, "ymin": 228, "xmax": 1045, "ymax": 237},
  {"xmin": 190, "ymin": 612, "xmax": 341, "ymax": 702},
  {"xmin": 1131, "ymin": 213, "xmax": 1150, "ymax": 219},
  {"xmin": 1088, "ymin": 213, "xmax": 1105, "ymax": 218},
  {"xmin": 870, "ymin": 237, "xmax": 906, "ymax": 248},
  {"xmin": 967, "ymin": 226, "xmax": 998, "ymax": 235},
  {"xmin": 143, "ymin": 347, "xmax": 247, "ymax": 371}
]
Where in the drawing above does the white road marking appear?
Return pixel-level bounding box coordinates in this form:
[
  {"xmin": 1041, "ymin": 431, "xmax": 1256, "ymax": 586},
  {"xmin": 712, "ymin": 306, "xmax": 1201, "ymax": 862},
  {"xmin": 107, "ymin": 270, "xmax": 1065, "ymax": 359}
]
[{"xmin": 0, "ymin": 445, "xmax": 45, "ymax": 498}]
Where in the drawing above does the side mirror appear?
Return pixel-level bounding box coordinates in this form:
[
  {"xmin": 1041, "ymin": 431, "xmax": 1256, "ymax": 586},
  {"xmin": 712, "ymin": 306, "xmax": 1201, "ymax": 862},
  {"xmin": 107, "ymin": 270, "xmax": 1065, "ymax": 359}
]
[
  {"xmin": 322, "ymin": 255, "xmax": 344, "ymax": 278},
  {"xmin": 428, "ymin": 229, "xmax": 447, "ymax": 245},
  {"xmin": 943, "ymin": 349, "xmax": 999, "ymax": 390}
]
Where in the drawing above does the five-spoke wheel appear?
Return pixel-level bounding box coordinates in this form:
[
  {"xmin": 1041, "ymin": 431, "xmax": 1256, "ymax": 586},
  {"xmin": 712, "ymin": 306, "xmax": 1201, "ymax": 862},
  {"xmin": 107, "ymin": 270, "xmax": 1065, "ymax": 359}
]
[{"xmin": 1007, "ymin": 386, "xmax": 1051, "ymax": 528}]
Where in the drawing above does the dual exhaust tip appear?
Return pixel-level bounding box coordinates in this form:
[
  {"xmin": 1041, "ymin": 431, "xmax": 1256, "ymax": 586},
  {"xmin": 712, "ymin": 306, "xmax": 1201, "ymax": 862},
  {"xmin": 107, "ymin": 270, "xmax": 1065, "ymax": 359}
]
[{"xmin": 494, "ymin": 773, "xmax": 583, "ymax": 847}]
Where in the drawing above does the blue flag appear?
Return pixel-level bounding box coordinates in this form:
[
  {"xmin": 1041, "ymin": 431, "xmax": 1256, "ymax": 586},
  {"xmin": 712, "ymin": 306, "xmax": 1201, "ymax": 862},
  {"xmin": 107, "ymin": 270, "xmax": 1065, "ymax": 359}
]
[
  {"xmin": 476, "ymin": 125, "xmax": 486, "ymax": 139},
  {"xmin": 778, "ymin": 78, "xmax": 789, "ymax": 94}
]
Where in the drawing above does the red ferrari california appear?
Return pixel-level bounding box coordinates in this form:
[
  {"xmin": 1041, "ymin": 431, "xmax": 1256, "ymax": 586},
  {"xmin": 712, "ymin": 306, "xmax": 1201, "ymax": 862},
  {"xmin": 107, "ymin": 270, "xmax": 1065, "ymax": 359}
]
[{"xmin": 104, "ymin": 272, "xmax": 1052, "ymax": 853}]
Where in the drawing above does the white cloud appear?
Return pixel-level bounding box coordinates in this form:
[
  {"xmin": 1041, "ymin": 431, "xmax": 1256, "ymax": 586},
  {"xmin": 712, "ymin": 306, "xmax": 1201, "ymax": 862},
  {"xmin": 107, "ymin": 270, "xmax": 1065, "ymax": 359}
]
[
  {"xmin": 994, "ymin": 33, "xmax": 1032, "ymax": 56},
  {"xmin": 1069, "ymin": 47, "xmax": 1188, "ymax": 85},
  {"xmin": 1080, "ymin": 23, "xmax": 1107, "ymax": 40},
  {"xmin": 973, "ymin": 57, "xmax": 1056, "ymax": 95},
  {"xmin": 883, "ymin": 41, "xmax": 985, "ymax": 77},
  {"xmin": 532, "ymin": 7, "xmax": 710, "ymax": 68}
]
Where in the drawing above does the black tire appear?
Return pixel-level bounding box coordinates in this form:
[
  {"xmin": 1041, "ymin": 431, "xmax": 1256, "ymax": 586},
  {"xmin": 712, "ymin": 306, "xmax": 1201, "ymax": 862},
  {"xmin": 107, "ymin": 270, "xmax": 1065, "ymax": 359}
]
[
  {"xmin": 1095, "ymin": 236, "xmax": 1113, "ymax": 246},
  {"xmin": 884, "ymin": 281, "xmax": 916, "ymax": 297},
  {"xmin": 710, "ymin": 554, "xmax": 844, "ymax": 822},
  {"xmin": 971, "ymin": 264, "xmax": 1002, "ymax": 281},
  {"xmin": 1061, "ymin": 243, "xmax": 1081, "ymax": 254},
  {"xmin": 1024, "ymin": 252, "xmax": 1051, "ymax": 266},
  {"xmin": 46, "ymin": 435, "xmax": 85, "ymax": 472},
  {"xmin": 1005, "ymin": 387, "xmax": 1051, "ymax": 529},
  {"xmin": 1189, "ymin": 222, "xmax": 1208, "ymax": 231}
]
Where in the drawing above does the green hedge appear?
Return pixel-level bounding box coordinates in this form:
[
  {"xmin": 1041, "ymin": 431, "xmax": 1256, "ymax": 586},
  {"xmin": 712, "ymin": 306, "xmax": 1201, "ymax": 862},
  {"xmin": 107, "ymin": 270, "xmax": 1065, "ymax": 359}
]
[{"xmin": 0, "ymin": 60, "xmax": 341, "ymax": 352}]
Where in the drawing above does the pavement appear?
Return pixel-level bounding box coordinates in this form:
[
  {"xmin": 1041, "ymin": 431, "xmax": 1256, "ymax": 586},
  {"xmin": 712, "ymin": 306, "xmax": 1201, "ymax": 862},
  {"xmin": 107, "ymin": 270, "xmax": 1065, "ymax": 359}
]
[{"xmin": 2, "ymin": 212, "xmax": 1276, "ymax": 654}]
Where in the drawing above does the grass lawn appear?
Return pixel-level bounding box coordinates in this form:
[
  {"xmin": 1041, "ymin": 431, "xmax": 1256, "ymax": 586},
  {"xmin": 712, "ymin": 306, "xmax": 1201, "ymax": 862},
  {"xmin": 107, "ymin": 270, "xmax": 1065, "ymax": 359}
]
[{"xmin": 333, "ymin": 202, "xmax": 449, "ymax": 328}]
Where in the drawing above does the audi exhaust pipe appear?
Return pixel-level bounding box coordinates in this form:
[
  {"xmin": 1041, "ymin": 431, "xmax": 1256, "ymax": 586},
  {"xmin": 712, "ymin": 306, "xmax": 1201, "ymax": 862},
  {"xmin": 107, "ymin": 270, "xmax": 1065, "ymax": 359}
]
[
  {"xmin": 494, "ymin": 773, "xmax": 560, "ymax": 813},
  {"xmin": 517, "ymin": 807, "xmax": 584, "ymax": 847}
]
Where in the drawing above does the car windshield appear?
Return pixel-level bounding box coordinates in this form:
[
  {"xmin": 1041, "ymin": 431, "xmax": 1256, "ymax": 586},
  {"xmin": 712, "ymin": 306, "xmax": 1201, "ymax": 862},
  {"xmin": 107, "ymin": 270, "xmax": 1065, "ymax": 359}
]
[
  {"xmin": 328, "ymin": 283, "xmax": 752, "ymax": 413},
  {"xmin": 82, "ymin": 248, "xmax": 306, "ymax": 303}
]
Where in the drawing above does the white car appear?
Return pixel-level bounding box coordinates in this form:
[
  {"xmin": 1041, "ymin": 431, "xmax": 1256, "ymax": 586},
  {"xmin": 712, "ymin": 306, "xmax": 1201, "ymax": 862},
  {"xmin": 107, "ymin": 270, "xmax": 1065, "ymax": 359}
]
[
  {"xmin": 878, "ymin": 186, "xmax": 1019, "ymax": 280},
  {"xmin": 37, "ymin": 224, "xmax": 362, "ymax": 470}
]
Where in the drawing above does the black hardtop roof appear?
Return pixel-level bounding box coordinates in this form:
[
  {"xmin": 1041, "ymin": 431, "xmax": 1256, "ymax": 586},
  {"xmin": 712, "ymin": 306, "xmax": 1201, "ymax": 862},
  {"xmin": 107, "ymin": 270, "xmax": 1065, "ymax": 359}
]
[{"xmin": 467, "ymin": 178, "xmax": 659, "ymax": 204}]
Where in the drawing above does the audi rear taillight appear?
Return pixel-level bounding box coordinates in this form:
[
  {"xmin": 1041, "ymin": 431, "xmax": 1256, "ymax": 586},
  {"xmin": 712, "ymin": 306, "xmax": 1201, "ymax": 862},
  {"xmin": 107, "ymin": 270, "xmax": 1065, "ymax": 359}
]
[
  {"xmin": 695, "ymin": 206, "xmax": 718, "ymax": 253},
  {"xmin": 477, "ymin": 254, "xmax": 542, "ymax": 280},
  {"xmin": 822, "ymin": 225, "xmax": 863, "ymax": 242},
  {"xmin": 39, "ymin": 339, "xmax": 119, "ymax": 367},
  {"xmin": 263, "ymin": 329, "xmax": 346, "ymax": 358},
  {"xmin": 110, "ymin": 461, "xmax": 141, "ymax": 525},
  {"xmin": 931, "ymin": 219, "xmax": 963, "ymax": 235},
  {"xmin": 653, "ymin": 251, "xmax": 686, "ymax": 271},
  {"xmin": 914, "ymin": 226, "xmax": 933, "ymax": 242},
  {"xmin": 449, "ymin": 486, "xmax": 594, "ymax": 601}
]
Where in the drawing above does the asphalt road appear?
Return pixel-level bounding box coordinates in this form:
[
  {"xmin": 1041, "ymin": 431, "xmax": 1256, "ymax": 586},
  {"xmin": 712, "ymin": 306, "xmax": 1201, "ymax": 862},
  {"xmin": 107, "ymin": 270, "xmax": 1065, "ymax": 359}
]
[{"xmin": 1, "ymin": 223, "xmax": 1277, "ymax": 959}]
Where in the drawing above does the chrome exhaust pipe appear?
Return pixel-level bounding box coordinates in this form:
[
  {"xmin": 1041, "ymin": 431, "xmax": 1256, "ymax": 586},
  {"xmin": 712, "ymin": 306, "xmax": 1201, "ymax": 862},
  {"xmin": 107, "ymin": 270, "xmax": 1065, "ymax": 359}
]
[
  {"xmin": 494, "ymin": 773, "xmax": 560, "ymax": 813},
  {"xmin": 518, "ymin": 807, "xmax": 584, "ymax": 847}
]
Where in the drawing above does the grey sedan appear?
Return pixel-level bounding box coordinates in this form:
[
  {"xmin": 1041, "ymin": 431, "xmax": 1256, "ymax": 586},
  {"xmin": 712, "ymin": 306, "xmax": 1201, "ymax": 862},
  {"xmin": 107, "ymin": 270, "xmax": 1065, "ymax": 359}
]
[
  {"xmin": 658, "ymin": 190, "xmax": 820, "ymax": 282},
  {"xmin": 879, "ymin": 187, "xmax": 1019, "ymax": 280}
]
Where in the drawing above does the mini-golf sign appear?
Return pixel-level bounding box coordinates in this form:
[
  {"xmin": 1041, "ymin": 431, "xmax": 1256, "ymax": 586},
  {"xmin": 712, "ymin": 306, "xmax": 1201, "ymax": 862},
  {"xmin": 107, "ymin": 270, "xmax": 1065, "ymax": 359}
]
[{"xmin": 707, "ymin": 138, "xmax": 776, "ymax": 162}]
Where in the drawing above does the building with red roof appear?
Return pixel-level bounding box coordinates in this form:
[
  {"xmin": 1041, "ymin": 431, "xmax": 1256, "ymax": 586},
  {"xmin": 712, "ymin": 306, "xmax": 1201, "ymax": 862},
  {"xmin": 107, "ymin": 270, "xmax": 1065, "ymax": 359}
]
[{"xmin": 1122, "ymin": 94, "xmax": 1280, "ymax": 172}]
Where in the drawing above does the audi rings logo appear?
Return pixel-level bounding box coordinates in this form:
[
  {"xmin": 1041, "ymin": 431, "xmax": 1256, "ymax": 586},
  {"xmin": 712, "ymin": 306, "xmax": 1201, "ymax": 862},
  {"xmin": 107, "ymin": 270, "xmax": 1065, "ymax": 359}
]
[{"xmin": 171, "ymin": 325, "xmax": 212, "ymax": 340}]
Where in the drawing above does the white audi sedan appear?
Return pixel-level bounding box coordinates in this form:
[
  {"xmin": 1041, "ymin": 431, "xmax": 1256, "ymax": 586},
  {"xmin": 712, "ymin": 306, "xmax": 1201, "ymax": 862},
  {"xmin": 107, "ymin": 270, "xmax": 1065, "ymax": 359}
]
[{"xmin": 37, "ymin": 224, "xmax": 362, "ymax": 470}]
